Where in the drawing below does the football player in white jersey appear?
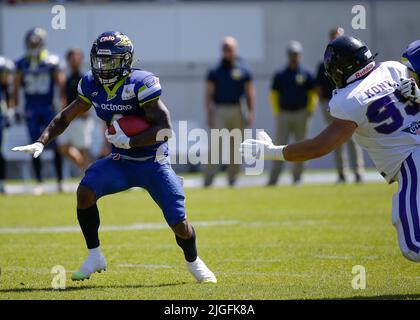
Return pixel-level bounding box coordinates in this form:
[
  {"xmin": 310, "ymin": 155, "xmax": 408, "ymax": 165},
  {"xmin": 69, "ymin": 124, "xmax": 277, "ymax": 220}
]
[{"xmin": 240, "ymin": 36, "xmax": 420, "ymax": 262}]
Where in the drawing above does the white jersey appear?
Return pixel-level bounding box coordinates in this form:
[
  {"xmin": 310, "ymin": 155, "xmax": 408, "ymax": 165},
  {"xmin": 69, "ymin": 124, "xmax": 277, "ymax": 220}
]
[{"xmin": 329, "ymin": 61, "xmax": 420, "ymax": 183}]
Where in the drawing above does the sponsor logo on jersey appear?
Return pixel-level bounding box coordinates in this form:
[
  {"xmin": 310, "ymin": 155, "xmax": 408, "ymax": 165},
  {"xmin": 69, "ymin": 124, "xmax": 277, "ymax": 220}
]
[
  {"xmin": 145, "ymin": 77, "xmax": 158, "ymax": 88},
  {"xmin": 93, "ymin": 102, "xmax": 133, "ymax": 111},
  {"xmin": 402, "ymin": 121, "xmax": 420, "ymax": 135},
  {"xmin": 295, "ymin": 73, "xmax": 306, "ymax": 85},
  {"xmin": 121, "ymin": 84, "xmax": 136, "ymax": 100},
  {"xmin": 91, "ymin": 91, "xmax": 98, "ymax": 97},
  {"xmin": 231, "ymin": 69, "xmax": 243, "ymax": 80}
]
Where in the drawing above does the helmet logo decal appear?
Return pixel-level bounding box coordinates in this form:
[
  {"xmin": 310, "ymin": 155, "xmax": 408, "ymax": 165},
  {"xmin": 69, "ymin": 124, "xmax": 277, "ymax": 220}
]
[
  {"xmin": 100, "ymin": 35, "xmax": 115, "ymax": 42},
  {"xmin": 346, "ymin": 61, "xmax": 375, "ymax": 83},
  {"xmin": 97, "ymin": 49, "xmax": 112, "ymax": 55},
  {"xmin": 116, "ymin": 35, "xmax": 132, "ymax": 47}
]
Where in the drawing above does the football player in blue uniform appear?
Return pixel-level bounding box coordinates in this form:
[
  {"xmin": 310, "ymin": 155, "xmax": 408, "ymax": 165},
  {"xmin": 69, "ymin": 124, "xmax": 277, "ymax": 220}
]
[
  {"xmin": 400, "ymin": 40, "xmax": 420, "ymax": 103},
  {"xmin": 0, "ymin": 56, "xmax": 14, "ymax": 194},
  {"xmin": 12, "ymin": 28, "xmax": 65, "ymax": 194},
  {"xmin": 13, "ymin": 31, "xmax": 217, "ymax": 283}
]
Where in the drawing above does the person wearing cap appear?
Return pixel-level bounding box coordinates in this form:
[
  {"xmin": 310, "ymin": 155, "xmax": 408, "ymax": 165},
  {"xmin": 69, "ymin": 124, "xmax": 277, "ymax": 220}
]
[
  {"xmin": 204, "ymin": 36, "xmax": 256, "ymax": 187},
  {"xmin": 268, "ymin": 40, "xmax": 317, "ymax": 186},
  {"xmin": 315, "ymin": 28, "xmax": 365, "ymax": 184}
]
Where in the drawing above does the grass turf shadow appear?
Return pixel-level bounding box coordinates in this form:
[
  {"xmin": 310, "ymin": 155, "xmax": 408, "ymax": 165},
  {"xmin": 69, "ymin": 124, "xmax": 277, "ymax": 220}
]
[{"xmin": 0, "ymin": 281, "xmax": 189, "ymax": 294}]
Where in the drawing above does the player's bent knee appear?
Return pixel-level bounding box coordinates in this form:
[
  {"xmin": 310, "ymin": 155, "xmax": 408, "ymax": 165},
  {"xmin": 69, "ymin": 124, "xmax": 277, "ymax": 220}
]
[
  {"xmin": 77, "ymin": 185, "xmax": 97, "ymax": 209},
  {"xmin": 171, "ymin": 220, "xmax": 193, "ymax": 239},
  {"xmin": 401, "ymin": 249, "xmax": 420, "ymax": 263}
]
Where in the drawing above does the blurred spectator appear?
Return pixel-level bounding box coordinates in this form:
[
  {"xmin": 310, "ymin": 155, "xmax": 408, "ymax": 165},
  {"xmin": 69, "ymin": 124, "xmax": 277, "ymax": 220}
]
[
  {"xmin": 0, "ymin": 56, "xmax": 14, "ymax": 194},
  {"xmin": 315, "ymin": 28, "xmax": 364, "ymax": 183},
  {"xmin": 268, "ymin": 40, "xmax": 318, "ymax": 186},
  {"xmin": 12, "ymin": 27, "xmax": 65, "ymax": 194},
  {"xmin": 204, "ymin": 36, "xmax": 256, "ymax": 187},
  {"xmin": 58, "ymin": 48, "xmax": 93, "ymax": 171}
]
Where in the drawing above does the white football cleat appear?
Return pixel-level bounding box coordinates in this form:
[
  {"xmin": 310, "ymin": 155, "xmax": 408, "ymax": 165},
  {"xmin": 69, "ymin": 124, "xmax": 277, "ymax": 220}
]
[
  {"xmin": 187, "ymin": 257, "xmax": 217, "ymax": 283},
  {"xmin": 33, "ymin": 184, "xmax": 44, "ymax": 196},
  {"xmin": 72, "ymin": 253, "xmax": 106, "ymax": 281}
]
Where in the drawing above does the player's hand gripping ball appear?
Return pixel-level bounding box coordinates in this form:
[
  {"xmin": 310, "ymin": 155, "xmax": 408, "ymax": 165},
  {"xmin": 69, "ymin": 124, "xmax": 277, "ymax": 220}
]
[{"xmin": 105, "ymin": 115, "xmax": 151, "ymax": 149}]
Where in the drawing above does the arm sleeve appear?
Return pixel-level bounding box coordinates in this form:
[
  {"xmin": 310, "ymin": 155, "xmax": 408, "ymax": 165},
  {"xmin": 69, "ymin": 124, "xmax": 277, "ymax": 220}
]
[
  {"xmin": 270, "ymin": 90, "xmax": 281, "ymax": 115},
  {"xmin": 244, "ymin": 66, "xmax": 253, "ymax": 82},
  {"xmin": 77, "ymin": 76, "xmax": 93, "ymax": 105},
  {"xmin": 271, "ymin": 73, "xmax": 280, "ymax": 91},
  {"xmin": 328, "ymin": 98, "xmax": 357, "ymax": 124},
  {"xmin": 306, "ymin": 72, "xmax": 316, "ymax": 90},
  {"xmin": 137, "ymin": 75, "xmax": 162, "ymax": 106},
  {"xmin": 270, "ymin": 74, "xmax": 281, "ymax": 114},
  {"xmin": 206, "ymin": 69, "xmax": 216, "ymax": 83},
  {"xmin": 306, "ymin": 89, "xmax": 318, "ymax": 113}
]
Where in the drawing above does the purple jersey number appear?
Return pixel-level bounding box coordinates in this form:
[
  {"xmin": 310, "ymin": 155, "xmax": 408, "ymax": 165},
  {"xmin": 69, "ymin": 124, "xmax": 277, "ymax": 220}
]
[{"xmin": 366, "ymin": 95, "xmax": 404, "ymax": 134}]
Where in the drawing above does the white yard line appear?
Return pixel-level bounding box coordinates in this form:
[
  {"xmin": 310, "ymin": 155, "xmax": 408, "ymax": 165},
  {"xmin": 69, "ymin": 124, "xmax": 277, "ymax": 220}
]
[
  {"xmin": 116, "ymin": 264, "xmax": 173, "ymax": 269},
  {"xmin": 0, "ymin": 220, "xmax": 239, "ymax": 234},
  {"xmin": 3, "ymin": 171, "xmax": 384, "ymax": 195},
  {"xmin": 0, "ymin": 219, "xmax": 328, "ymax": 235}
]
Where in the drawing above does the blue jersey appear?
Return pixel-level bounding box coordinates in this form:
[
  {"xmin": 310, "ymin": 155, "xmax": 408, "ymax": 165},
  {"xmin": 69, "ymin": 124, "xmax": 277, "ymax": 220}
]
[
  {"xmin": 78, "ymin": 69, "xmax": 167, "ymax": 158},
  {"xmin": 15, "ymin": 51, "xmax": 59, "ymax": 113}
]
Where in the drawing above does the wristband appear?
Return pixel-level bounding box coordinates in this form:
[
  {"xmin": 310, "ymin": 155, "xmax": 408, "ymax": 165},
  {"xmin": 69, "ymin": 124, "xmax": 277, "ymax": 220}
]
[{"xmin": 272, "ymin": 145, "xmax": 286, "ymax": 161}]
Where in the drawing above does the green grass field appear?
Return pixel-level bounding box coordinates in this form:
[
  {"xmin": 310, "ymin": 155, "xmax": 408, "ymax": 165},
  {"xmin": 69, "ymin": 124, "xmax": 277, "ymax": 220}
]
[{"xmin": 1, "ymin": 182, "xmax": 419, "ymax": 300}]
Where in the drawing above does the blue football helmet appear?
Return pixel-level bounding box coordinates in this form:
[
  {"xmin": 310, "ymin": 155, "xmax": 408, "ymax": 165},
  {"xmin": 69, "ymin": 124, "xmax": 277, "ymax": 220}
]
[
  {"xmin": 25, "ymin": 27, "xmax": 47, "ymax": 58},
  {"xmin": 402, "ymin": 40, "xmax": 420, "ymax": 78},
  {"xmin": 90, "ymin": 31, "xmax": 134, "ymax": 85}
]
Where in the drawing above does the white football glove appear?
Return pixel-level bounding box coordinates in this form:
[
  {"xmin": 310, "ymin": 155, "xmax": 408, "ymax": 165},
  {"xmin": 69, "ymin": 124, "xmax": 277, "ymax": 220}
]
[
  {"xmin": 400, "ymin": 77, "xmax": 420, "ymax": 103},
  {"xmin": 239, "ymin": 131, "xmax": 286, "ymax": 161},
  {"xmin": 105, "ymin": 121, "xmax": 131, "ymax": 149},
  {"xmin": 12, "ymin": 142, "xmax": 44, "ymax": 158}
]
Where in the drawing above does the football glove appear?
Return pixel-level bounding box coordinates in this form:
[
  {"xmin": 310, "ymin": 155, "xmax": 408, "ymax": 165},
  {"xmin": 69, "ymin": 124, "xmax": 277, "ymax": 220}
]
[
  {"xmin": 240, "ymin": 131, "xmax": 286, "ymax": 161},
  {"xmin": 105, "ymin": 121, "xmax": 131, "ymax": 149},
  {"xmin": 12, "ymin": 142, "xmax": 44, "ymax": 158},
  {"xmin": 400, "ymin": 77, "xmax": 420, "ymax": 103}
]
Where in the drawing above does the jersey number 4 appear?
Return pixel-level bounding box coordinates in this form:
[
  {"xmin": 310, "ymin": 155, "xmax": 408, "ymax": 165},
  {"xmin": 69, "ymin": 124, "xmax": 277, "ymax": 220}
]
[{"xmin": 366, "ymin": 92, "xmax": 420, "ymax": 134}]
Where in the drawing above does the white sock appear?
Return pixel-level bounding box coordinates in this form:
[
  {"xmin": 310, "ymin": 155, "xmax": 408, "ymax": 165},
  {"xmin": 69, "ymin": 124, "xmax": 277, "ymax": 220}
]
[{"xmin": 88, "ymin": 247, "xmax": 102, "ymax": 257}]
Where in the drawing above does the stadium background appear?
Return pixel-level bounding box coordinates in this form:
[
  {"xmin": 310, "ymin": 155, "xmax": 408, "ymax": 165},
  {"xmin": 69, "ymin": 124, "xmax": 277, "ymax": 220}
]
[{"xmin": 1, "ymin": 0, "xmax": 419, "ymax": 179}]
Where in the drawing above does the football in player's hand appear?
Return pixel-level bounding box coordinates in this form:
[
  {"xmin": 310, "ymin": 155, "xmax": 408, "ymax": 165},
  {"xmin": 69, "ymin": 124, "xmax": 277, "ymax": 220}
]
[{"xmin": 108, "ymin": 115, "xmax": 151, "ymax": 137}]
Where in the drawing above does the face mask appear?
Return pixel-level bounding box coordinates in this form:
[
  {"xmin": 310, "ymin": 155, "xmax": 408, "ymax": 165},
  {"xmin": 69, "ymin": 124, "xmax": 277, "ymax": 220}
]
[{"xmin": 27, "ymin": 47, "xmax": 41, "ymax": 58}]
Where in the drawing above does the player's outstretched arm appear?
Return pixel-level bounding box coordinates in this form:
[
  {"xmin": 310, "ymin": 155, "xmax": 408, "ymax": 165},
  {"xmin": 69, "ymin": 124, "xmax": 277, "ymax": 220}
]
[
  {"xmin": 240, "ymin": 118, "xmax": 357, "ymax": 162},
  {"xmin": 128, "ymin": 98, "xmax": 173, "ymax": 148},
  {"xmin": 12, "ymin": 97, "xmax": 91, "ymax": 158}
]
